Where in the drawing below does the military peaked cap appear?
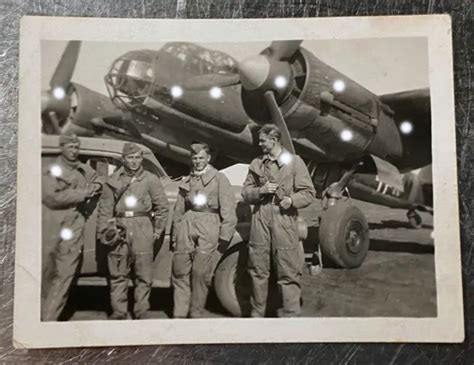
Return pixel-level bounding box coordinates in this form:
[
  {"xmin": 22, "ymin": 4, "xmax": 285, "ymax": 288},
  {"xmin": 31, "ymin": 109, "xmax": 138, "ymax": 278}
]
[
  {"xmin": 122, "ymin": 142, "xmax": 142, "ymax": 156},
  {"xmin": 59, "ymin": 133, "xmax": 80, "ymax": 146},
  {"xmin": 190, "ymin": 142, "xmax": 210, "ymax": 155}
]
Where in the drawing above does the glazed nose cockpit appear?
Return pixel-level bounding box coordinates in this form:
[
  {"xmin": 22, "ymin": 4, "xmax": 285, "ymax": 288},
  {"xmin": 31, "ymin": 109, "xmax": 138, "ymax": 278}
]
[{"xmin": 105, "ymin": 51, "xmax": 157, "ymax": 109}]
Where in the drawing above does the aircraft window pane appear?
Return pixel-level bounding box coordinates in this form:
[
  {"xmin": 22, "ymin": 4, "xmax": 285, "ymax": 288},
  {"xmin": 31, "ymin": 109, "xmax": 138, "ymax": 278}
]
[
  {"xmin": 117, "ymin": 60, "xmax": 129, "ymax": 75},
  {"xmin": 201, "ymin": 51, "xmax": 213, "ymax": 64},
  {"xmin": 163, "ymin": 43, "xmax": 237, "ymax": 75},
  {"xmin": 126, "ymin": 60, "xmax": 154, "ymax": 81},
  {"xmin": 110, "ymin": 59, "xmax": 125, "ymax": 74}
]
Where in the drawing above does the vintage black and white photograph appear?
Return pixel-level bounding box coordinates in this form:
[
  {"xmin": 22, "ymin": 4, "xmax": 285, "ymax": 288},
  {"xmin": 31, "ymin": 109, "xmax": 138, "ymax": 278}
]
[{"xmin": 14, "ymin": 16, "xmax": 463, "ymax": 347}]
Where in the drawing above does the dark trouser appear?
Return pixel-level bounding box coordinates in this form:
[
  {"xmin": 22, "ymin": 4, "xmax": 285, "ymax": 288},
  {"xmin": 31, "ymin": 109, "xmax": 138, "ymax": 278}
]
[
  {"xmin": 107, "ymin": 216, "xmax": 154, "ymax": 318},
  {"xmin": 41, "ymin": 213, "xmax": 84, "ymax": 321},
  {"xmin": 248, "ymin": 204, "xmax": 304, "ymax": 317},
  {"xmin": 172, "ymin": 211, "xmax": 220, "ymax": 318}
]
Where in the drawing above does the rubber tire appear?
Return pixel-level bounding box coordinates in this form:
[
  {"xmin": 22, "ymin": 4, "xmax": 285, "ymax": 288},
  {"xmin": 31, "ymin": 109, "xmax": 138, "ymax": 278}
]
[
  {"xmin": 213, "ymin": 243, "xmax": 281, "ymax": 317},
  {"xmin": 319, "ymin": 201, "xmax": 370, "ymax": 268},
  {"xmin": 213, "ymin": 243, "xmax": 251, "ymax": 317}
]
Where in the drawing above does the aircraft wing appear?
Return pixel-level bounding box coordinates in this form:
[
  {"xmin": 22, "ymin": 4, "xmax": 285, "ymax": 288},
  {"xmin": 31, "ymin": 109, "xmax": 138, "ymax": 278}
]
[
  {"xmin": 380, "ymin": 88, "xmax": 431, "ymax": 123},
  {"xmin": 380, "ymin": 88, "xmax": 432, "ymax": 172}
]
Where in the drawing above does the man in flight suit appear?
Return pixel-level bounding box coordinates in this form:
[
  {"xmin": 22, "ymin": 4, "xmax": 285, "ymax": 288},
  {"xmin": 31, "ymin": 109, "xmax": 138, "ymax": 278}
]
[
  {"xmin": 97, "ymin": 142, "xmax": 169, "ymax": 320},
  {"xmin": 242, "ymin": 124, "xmax": 315, "ymax": 317},
  {"xmin": 172, "ymin": 143, "xmax": 237, "ymax": 318},
  {"xmin": 42, "ymin": 134, "xmax": 103, "ymax": 321}
]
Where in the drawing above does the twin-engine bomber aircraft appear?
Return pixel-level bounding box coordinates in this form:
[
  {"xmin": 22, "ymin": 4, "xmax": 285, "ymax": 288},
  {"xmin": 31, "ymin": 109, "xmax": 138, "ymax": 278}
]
[{"xmin": 41, "ymin": 40, "xmax": 433, "ymax": 268}]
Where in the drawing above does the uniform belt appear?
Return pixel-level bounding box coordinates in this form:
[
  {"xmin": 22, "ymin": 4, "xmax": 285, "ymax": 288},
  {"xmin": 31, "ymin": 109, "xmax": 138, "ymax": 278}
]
[
  {"xmin": 116, "ymin": 211, "xmax": 150, "ymax": 218},
  {"xmin": 189, "ymin": 206, "xmax": 219, "ymax": 214}
]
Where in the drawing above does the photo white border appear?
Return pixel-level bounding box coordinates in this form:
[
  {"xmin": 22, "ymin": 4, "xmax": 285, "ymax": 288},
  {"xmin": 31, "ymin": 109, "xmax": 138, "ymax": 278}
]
[{"xmin": 14, "ymin": 15, "xmax": 463, "ymax": 348}]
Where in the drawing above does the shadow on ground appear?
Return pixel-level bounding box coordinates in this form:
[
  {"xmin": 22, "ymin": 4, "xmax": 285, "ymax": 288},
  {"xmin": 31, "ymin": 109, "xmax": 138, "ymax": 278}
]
[
  {"xmin": 369, "ymin": 220, "xmax": 433, "ymax": 230},
  {"xmin": 369, "ymin": 239, "xmax": 434, "ymax": 254}
]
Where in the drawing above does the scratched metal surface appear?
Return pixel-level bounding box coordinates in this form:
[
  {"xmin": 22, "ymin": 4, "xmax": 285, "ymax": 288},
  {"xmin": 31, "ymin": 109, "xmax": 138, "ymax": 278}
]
[{"xmin": 0, "ymin": 0, "xmax": 472, "ymax": 363}]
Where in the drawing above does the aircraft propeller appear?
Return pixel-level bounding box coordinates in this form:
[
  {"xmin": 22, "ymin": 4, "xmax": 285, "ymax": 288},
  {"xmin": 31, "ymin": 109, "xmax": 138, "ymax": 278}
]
[
  {"xmin": 182, "ymin": 40, "xmax": 303, "ymax": 153},
  {"xmin": 41, "ymin": 41, "xmax": 81, "ymax": 133},
  {"xmin": 264, "ymin": 90, "xmax": 295, "ymax": 153},
  {"xmin": 266, "ymin": 40, "xmax": 303, "ymax": 60}
]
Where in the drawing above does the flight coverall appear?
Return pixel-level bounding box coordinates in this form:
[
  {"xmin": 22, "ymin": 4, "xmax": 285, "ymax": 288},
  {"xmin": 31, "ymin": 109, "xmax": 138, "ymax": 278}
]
[
  {"xmin": 172, "ymin": 166, "xmax": 237, "ymax": 318},
  {"xmin": 242, "ymin": 149, "xmax": 315, "ymax": 317},
  {"xmin": 41, "ymin": 156, "xmax": 101, "ymax": 321},
  {"xmin": 97, "ymin": 166, "xmax": 169, "ymax": 318}
]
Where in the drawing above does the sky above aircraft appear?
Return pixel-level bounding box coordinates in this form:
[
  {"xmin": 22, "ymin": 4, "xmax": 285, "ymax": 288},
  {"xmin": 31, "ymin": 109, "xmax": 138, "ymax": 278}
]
[{"xmin": 41, "ymin": 37, "xmax": 429, "ymax": 97}]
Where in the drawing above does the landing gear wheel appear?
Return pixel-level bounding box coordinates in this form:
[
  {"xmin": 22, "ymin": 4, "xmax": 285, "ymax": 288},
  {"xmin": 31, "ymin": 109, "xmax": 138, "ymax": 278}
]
[
  {"xmin": 213, "ymin": 243, "xmax": 281, "ymax": 317},
  {"xmin": 319, "ymin": 200, "xmax": 370, "ymax": 268},
  {"xmin": 213, "ymin": 243, "xmax": 251, "ymax": 317},
  {"xmin": 407, "ymin": 210, "xmax": 422, "ymax": 229}
]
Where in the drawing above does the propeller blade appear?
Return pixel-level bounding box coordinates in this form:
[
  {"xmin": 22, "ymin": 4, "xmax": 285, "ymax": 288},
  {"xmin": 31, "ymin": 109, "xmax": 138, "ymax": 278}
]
[
  {"xmin": 44, "ymin": 111, "xmax": 62, "ymax": 134},
  {"xmin": 41, "ymin": 90, "xmax": 51, "ymax": 113},
  {"xmin": 182, "ymin": 73, "xmax": 241, "ymax": 91},
  {"xmin": 268, "ymin": 40, "xmax": 302, "ymax": 60},
  {"xmin": 264, "ymin": 91, "xmax": 295, "ymax": 154},
  {"xmin": 50, "ymin": 41, "xmax": 81, "ymax": 90}
]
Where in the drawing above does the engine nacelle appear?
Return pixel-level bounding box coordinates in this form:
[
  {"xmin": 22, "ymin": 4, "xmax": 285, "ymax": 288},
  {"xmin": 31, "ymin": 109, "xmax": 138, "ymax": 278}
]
[
  {"xmin": 60, "ymin": 83, "xmax": 123, "ymax": 136},
  {"xmin": 242, "ymin": 48, "xmax": 403, "ymax": 162}
]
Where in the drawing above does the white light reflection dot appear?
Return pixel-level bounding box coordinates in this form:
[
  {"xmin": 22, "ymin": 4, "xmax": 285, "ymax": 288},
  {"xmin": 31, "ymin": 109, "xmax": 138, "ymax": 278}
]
[
  {"xmin": 52, "ymin": 87, "xmax": 66, "ymax": 100},
  {"xmin": 210, "ymin": 87, "xmax": 223, "ymax": 99},
  {"xmin": 125, "ymin": 195, "xmax": 138, "ymax": 208},
  {"xmin": 332, "ymin": 79, "xmax": 346, "ymax": 93},
  {"xmin": 279, "ymin": 151, "xmax": 293, "ymax": 165},
  {"xmin": 145, "ymin": 68, "xmax": 154, "ymax": 78},
  {"xmin": 193, "ymin": 193, "xmax": 207, "ymax": 207},
  {"xmin": 274, "ymin": 75, "xmax": 288, "ymax": 89},
  {"xmin": 50, "ymin": 164, "xmax": 63, "ymax": 177},
  {"xmin": 60, "ymin": 227, "xmax": 73, "ymax": 241},
  {"xmin": 340, "ymin": 129, "xmax": 353, "ymax": 142},
  {"xmin": 400, "ymin": 121, "xmax": 413, "ymax": 134},
  {"xmin": 170, "ymin": 86, "xmax": 183, "ymax": 98}
]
